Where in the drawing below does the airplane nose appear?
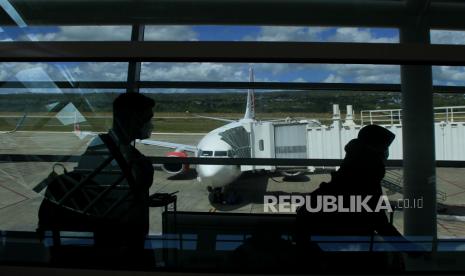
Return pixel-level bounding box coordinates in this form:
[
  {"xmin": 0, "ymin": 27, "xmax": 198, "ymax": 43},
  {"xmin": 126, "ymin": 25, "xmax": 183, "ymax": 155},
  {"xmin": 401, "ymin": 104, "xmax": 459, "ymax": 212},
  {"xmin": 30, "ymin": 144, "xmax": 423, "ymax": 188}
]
[
  {"xmin": 197, "ymin": 165, "xmax": 234, "ymax": 188},
  {"xmin": 196, "ymin": 164, "xmax": 241, "ymax": 189},
  {"xmin": 198, "ymin": 165, "xmax": 222, "ymax": 178}
]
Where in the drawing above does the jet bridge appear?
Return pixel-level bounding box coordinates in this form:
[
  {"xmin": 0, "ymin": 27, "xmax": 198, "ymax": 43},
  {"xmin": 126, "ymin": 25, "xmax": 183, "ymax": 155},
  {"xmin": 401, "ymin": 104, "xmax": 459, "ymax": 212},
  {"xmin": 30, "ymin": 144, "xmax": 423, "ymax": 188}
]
[
  {"xmin": 306, "ymin": 105, "xmax": 465, "ymax": 161},
  {"xmin": 246, "ymin": 104, "xmax": 465, "ymax": 164},
  {"xmin": 247, "ymin": 119, "xmax": 320, "ymax": 172}
]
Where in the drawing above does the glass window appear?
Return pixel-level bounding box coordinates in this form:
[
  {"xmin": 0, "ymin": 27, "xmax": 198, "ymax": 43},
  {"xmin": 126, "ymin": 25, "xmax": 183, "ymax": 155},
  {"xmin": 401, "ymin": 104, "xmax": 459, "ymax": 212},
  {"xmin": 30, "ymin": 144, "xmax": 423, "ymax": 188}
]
[
  {"xmin": 214, "ymin": 151, "xmax": 228, "ymax": 157},
  {"xmin": 200, "ymin": 150, "xmax": 213, "ymax": 157},
  {"xmin": 4, "ymin": 15, "xmax": 463, "ymax": 272}
]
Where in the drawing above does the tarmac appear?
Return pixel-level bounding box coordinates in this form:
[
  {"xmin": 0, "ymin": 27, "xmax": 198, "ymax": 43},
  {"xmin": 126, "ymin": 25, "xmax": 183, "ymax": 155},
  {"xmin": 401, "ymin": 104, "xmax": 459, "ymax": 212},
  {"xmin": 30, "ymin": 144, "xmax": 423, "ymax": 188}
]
[{"xmin": 1, "ymin": 131, "xmax": 465, "ymax": 238}]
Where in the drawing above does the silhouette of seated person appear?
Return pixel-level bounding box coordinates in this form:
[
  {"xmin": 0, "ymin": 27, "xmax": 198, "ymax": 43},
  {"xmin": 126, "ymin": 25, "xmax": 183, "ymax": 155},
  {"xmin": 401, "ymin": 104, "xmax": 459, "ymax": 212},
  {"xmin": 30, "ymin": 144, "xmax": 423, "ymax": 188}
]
[
  {"xmin": 296, "ymin": 124, "xmax": 403, "ymax": 246},
  {"xmin": 39, "ymin": 93, "xmax": 155, "ymax": 251}
]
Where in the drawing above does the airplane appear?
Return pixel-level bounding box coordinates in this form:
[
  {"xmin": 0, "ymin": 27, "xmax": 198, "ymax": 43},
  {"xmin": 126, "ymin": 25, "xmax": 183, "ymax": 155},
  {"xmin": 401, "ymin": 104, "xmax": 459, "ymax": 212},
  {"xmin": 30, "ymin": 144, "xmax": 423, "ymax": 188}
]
[{"xmin": 137, "ymin": 68, "xmax": 321, "ymax": 203}]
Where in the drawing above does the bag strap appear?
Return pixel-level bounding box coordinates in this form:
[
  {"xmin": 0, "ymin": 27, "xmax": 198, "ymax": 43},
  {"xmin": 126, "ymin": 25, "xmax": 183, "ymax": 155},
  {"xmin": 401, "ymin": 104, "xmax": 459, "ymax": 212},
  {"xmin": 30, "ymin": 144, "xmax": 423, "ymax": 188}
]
[{"xmin": 99, "ymin": 133, "xmax": 137, "ymax": 189}]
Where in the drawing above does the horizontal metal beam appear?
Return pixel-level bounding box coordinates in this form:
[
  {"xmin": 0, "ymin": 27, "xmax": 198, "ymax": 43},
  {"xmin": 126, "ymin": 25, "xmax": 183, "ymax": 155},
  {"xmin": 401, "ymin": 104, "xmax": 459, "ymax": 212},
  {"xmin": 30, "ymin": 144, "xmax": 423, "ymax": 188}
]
[
  {"xmin": 430, "ymin": 1, "xmax": 465, "ymax": 30},
  {"xmin": 1, "ymin": 41, "xmax": 465, "ymax": 65},
  {"xmin": 2, "ymin": 0, "xmax": 465, "ymax": 30},
  {"xmin": 1, "ymin": 80, "xmax": 465, "ymax": 94},
  {"xmin": 0, "ymin": 154, "xmax": 463, "ymax": 168},
  {"xmin": 0, "ymin": 81, "xmax": 125, "ymax": 89},
  {"xmin": 1, "ymin": 0, "xmax": 406, "ymax": 27}
]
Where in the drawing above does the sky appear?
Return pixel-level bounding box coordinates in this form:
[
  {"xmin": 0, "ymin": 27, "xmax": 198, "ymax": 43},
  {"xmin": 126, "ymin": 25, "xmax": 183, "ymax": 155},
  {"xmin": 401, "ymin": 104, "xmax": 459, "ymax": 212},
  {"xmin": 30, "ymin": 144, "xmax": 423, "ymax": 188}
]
[{"xmin": 0, "ymin": 25, "xmax": 465, "ymax": 93}]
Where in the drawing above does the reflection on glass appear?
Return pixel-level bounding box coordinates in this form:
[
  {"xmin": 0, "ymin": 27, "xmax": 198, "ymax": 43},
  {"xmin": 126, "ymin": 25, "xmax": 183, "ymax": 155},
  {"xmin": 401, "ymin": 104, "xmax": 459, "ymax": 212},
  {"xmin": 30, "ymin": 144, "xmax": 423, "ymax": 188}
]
[
  {"xmin": 0, "ymin": 26, "xmax": 131, "ymax": 41},
  {"xmin": 0, "ymin": 62, "xmax": 128, "ymax": 82},
  {"xmin": 0, "ymin": 84, "xmax": 122, "ymax": 236}
]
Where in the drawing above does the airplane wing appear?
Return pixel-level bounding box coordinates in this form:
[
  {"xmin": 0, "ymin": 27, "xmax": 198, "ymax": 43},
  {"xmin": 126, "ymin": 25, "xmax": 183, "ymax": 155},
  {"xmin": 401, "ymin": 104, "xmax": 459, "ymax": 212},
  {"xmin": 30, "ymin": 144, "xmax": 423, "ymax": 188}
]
[
  {"xmin": 192, "ymin": 114, "xmax": 235, "ymax": 123},
  {"xmin": 0, "ymin": 112, "xmax": 28, "ymax": 134},
  {"xmin": 75, "ymin": 131, "xmax": 97, "ymax": 140},
  {"xmin": 137, "ymin": 139, "xmax": 198, "ymax": 153}
]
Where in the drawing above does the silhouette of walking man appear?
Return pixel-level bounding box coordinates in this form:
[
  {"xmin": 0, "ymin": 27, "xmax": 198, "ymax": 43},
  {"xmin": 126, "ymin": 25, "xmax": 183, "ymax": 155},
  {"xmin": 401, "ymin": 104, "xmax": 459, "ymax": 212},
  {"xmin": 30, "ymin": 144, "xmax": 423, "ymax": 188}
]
[
  {"xmin": 38, "ymin": 93, "xmax": 156, "ymax": 252},
  {"xmin": 78, "ymin": 93, "xmax": 155, "ymax": 248}
]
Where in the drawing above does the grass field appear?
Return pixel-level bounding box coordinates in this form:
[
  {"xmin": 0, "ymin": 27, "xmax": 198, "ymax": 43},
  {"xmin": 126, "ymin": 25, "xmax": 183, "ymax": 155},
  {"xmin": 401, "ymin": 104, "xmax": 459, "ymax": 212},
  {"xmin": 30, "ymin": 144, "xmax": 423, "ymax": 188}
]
[{"xmin": 0, "ymin": 112, "xmax": 339, "ymax": 133}]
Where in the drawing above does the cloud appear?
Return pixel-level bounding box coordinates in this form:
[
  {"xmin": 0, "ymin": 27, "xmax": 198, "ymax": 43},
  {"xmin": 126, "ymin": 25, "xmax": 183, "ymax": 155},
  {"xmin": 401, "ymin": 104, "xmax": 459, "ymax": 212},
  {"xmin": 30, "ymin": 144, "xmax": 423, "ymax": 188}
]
[
  {"xmin": 144, "ymin": 26, "xmax": 198, "ymax": 41},
  {"xmin": 293, "ymin": 77, "xmax": 307, "ymax": 83},
  {"xmin": 0, "ymin": 27, "xmax": 13, "ymax": 41},
  {"xmin": 17, "ymin": 25, "xmax": 198, "ymax": 41},
  {"xmin": 0, "ymin": 62, "xmax": 128, "ymax": 84},
  {"xmin": 0, "ymin": 64, "xmax": 63, "ymax": 93},
  {"xmin": 253, "ymin": 63, "xmax": 308, "ymax": 76},
  {"xmin": 323, "ymin": 74, "xmax": 344, "ymax": 83},
  {"xmin": 244, "ymin": 26, "xmax": 328, "ymax": 42},
  {"xmin": 0, "ymin": 26, "xmax": 410, "ymax": 89},
  {"xmin": 141, "ymin": 62, "xmax": 246, "ymax": 82},
  {"xmin": 433, "ymin": 66, "xmax": 465, "ymax": 86},
  {"xmin": 246, "ymin": 26, "xmax": 398, "ymax": 43},
  {"xmin": 324, "ymin": 64, "xmax": 400, "ymax": 84},
  {"xmin": 0, "ymin": 68, "xmax": 9, "ymax": 81},
  {"xmin": 237, "ymin": 27, "xmax": 400, "ymax": 84},
  {"xmin": 0, "ymin": 63, "xmax": 53, "ymax": 81},
  {"xmin": 431, "ymin": 30, "xmax": 465, "ymax": 45},
  {"xmin": 327, "ymin": 28, "xmax": 398, "ymax": 43},
  {"xmin": 21, "ymin": 26, "xmax": 132, "ymax": 41}
]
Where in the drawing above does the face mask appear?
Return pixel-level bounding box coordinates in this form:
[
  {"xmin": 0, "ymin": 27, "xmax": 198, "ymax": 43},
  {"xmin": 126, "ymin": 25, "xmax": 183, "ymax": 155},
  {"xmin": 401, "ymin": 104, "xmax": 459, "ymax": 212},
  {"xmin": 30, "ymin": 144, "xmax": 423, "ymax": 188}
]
[
  {"xmin": 383, "ymin": 150, "xmax": 389, "ymax": 160},
  {"xmin": 138, "ymin": 120, "xmax": 153, "ymax": 140}
]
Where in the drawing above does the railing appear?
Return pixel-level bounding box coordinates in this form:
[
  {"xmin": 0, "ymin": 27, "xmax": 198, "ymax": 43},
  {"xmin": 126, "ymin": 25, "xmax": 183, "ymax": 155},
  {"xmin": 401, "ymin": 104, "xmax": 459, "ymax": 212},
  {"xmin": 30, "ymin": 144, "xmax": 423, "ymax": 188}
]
[
  {"xmin": 361, "ymin": 106, "xmax": 465, "ymax": 126},
  {"xmin": 382, "ymin": 170, "xmax": 447, "ymax": 203},
  {"xmin": 360, "ymin": 109, "xmax": 402, "ymax": 125},
  {"xmin": 434, "ymin": 106, "xmax": 465, "ymax": 123}
]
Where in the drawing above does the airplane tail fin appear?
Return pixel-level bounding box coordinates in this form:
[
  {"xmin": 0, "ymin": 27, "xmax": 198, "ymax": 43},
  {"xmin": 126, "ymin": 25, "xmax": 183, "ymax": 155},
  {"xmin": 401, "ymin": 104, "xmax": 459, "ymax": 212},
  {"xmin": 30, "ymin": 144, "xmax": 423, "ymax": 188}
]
[{"xmin": 243, "ymin": 67, "xmax": 255, "ymax": 120}]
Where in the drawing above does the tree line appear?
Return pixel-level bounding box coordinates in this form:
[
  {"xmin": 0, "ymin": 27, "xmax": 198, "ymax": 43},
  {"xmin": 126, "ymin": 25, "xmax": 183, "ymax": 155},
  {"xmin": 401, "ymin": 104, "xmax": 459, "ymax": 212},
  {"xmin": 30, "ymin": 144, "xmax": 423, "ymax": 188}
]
[{"xmin": 0, "ymin": 91, "xmax": 463, "ymax": 113}]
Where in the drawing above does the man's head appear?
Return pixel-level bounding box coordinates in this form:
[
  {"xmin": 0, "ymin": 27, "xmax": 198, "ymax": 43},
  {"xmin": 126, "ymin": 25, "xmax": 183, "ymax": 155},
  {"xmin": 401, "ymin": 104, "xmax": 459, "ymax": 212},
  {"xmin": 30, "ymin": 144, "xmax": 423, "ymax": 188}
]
[
  {"xmin": 113, "ymin": 93, "xmax": 155, "ymax": 142},
  {"xmin": 357, "ymin": 124, "xmax": 395, "ymax": 159},
  {"xmin": 340, "ymin": 125, "xmax": 395, "ymax": 186}
]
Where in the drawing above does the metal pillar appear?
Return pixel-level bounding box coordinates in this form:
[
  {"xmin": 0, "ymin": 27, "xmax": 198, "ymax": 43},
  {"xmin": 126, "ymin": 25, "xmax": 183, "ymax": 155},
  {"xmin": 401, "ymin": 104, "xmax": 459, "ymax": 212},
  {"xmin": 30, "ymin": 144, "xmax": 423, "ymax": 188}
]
[
  {"xmin": 126, "ymin": 24, "xmax": 144, "ymax": 93},
  {"xmin": 401, "ymin": 1, "xmax": 437, "ymax": 240}
]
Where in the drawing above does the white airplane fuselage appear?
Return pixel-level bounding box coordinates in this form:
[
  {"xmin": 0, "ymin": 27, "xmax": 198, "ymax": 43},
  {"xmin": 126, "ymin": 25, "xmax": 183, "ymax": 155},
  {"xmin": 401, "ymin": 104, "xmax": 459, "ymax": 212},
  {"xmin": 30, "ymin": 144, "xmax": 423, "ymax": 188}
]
[{"xmin": 195, "ymin": 119, "xmax": 253, "ymax": 189}]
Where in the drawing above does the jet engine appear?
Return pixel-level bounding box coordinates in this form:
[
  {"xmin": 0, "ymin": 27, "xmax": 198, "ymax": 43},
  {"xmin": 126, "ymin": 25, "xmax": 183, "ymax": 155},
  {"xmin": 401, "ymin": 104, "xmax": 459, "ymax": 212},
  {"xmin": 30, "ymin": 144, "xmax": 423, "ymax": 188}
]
[
  {"xmin": 161, "ymin": 151, "xmax": 190, "ymax": 175},
  {"xmin": 280, "ymin": 170, "xmax": 304, "ymax": 177}
]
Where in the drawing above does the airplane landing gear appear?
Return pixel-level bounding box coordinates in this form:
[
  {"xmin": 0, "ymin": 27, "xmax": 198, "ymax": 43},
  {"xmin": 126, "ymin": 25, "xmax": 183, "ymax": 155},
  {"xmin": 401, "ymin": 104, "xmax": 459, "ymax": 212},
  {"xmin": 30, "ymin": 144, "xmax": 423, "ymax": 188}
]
[
  {"xmin": 207, "ymin": 186, "xmax": 223, "ymax": 203},
  {"xmin": 207, "ymin": 186, "xmax": 239, "ymax": 205}
]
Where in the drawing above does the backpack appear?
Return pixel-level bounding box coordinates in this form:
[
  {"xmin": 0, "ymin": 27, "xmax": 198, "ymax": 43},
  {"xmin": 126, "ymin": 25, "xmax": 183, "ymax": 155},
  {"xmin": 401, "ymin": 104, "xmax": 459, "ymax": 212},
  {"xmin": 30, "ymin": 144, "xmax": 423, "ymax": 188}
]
[{"xmin": 35, "ymin": 133, "xmax": 138, "ymax": 231}]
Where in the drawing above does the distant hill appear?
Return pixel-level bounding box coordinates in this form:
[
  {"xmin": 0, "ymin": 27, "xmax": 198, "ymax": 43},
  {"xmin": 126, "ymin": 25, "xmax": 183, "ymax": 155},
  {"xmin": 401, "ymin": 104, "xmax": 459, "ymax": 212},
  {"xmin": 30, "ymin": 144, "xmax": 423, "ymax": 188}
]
[{"xmin": 0, "ymin": 91, "xmax": 464, "ymax": 113}]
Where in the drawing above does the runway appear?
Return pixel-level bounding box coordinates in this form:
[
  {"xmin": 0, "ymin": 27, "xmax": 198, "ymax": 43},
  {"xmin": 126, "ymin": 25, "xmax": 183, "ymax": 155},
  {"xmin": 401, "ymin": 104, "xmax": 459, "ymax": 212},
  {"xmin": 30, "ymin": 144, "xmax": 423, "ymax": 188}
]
[{"xmin": 1, "ymin": 131, "xmax": 465, "ymax": 237}]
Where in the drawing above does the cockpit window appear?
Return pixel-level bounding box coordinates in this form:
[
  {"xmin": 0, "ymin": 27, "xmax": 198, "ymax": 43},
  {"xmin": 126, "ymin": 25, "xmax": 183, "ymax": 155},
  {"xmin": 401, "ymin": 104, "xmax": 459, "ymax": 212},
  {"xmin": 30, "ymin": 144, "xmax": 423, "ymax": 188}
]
[
  {"xmin": 214, "ymin": 151, "xmax": 228, "ymax": 157},
  {"xmin": 200, "ymin": 150, "xmax": 213, "ymax": 157}
]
